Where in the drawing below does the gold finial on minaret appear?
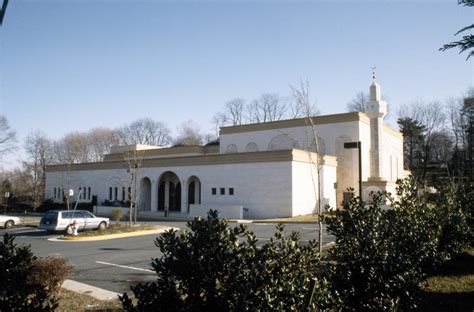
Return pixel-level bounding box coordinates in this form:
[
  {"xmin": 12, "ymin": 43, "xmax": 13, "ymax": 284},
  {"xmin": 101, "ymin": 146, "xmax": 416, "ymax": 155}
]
[{"xmin": 371, "ymin": 65, "xmax": 376, "ymax": 81}]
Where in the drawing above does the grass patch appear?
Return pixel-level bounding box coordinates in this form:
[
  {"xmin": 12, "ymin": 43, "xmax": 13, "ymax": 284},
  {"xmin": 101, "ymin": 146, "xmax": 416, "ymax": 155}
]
[
  {"xmin": 68, "ymin": 224, "xmax": 166, "ymax": 238},
  {"xmin": 253, "ymin": 214, "xmax": 321, "ymax": 223},
  {"xmin": 56, "ymin": 289, "xmax": 122, "ymax": 311},
  {"xmin": 419, "ymin": 248, "xmax": 474, "ymax": 311}
]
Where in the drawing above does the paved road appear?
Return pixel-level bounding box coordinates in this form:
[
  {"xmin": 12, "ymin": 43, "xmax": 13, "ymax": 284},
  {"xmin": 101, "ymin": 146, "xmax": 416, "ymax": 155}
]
[{"xmin": 1, "ymin": 222, "xmax": 334, "ymax": 295}]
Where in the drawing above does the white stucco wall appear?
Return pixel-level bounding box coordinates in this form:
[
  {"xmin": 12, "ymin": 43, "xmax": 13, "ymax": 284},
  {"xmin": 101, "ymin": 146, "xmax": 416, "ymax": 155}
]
[
  {"xmin": 46, "ymin": 161, "xmax": 295, "ymax": 219},
  {"xmin": 291, "ymin": 160, "xmax": 337, "ymax": 216},
  {"xmin": 220, "ymin": 121, "xmax": 363, "ymax": 156},
  {"xmin": 382, "ymin": 129, "xmax": 404, "ymax": 182}
]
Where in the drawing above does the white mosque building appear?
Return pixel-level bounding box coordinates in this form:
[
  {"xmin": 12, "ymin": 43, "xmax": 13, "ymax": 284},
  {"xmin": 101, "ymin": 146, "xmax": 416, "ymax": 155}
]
[{"xmin": 45, "ymin": 82, "xmax": 404, "ymax": 219}]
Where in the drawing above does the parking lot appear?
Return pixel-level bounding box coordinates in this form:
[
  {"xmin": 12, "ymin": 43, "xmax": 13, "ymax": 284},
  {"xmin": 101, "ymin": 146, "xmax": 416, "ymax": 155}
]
[{"xmin": 1, "ymin": 222, "xmax": 334, "ymax": 295}]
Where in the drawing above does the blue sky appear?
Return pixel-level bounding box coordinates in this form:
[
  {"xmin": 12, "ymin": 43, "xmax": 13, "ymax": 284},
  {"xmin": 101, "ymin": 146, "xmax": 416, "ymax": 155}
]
[{"xmin": 0, "ymin": 0, "xmax": 472, "ymax": 168}]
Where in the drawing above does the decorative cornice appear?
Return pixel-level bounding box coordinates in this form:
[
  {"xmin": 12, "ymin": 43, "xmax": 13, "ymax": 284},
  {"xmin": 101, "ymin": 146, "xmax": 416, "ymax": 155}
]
[
  {"xmin": 46, "ymin": 149, "xmax": 335, "ymax": 173},
  {"xmin": 103, "ymin": 145, "xmax": 220, "ymax": 161}
]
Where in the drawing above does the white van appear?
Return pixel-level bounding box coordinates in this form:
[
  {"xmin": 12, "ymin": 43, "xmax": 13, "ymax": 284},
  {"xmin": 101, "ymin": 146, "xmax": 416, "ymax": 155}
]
[{"xmin": 39, "ymin": 210, "xmax": 109, "ymax": 235}]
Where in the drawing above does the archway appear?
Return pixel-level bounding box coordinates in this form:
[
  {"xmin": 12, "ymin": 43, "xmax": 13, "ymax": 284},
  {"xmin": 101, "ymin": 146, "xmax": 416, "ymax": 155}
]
[
  {"xmin": 138, "ymin": 177, "xmax": 152, "ymax": 211},
  {"xmin": 245, "ymin": 142, "xmax": 259, "ymax": 152},
  {"xmin": 268, "ymin": 134, "xmax": 300, "ymax": 150},
  {"xmin": 225, "ymin": 144, "xmax": 238, "ymax": 153},
  {"xmin": 309, "ymin": 137, "xmax": 326, "ymax": 154},
  {"xmin": 157, "ymin": 171, "xmax": 181, "ymax": 212},
  {"xmin": 186, "ymin": 176, "xmax": 201, "ymax": 212}
]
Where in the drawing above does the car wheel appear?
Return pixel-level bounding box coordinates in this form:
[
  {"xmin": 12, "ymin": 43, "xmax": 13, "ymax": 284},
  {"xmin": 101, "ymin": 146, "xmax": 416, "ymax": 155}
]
[
  {"xmin": 65, "ymin": 226, "xmax": 74, "ymax": 235},
  {"xmin": 98, "ymin": 222, "xmax": 107, "ymax": 231},
  {"xmin": 5, "ymin": 220, "xmax": 14, "ymax": 229}
]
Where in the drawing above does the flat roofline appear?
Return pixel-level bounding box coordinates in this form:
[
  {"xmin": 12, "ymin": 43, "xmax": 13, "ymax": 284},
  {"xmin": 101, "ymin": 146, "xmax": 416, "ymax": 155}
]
[
  {"xmin": 219, "ymin": 112, "xmax": 371, "ymax": 135},
  {"xmin": 46, "ymin": 149, "xmax": 336, "ymax": 172}
]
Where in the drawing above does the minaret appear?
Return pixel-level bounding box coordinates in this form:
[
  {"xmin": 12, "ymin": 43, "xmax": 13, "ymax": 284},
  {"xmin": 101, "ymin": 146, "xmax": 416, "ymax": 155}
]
[{"xmin": 365, "ymin": 69, "xmax": 387, "ymax": 180}]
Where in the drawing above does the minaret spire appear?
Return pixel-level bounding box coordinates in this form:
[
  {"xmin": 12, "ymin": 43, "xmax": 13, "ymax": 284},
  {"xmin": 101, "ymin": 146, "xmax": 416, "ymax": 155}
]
[{"xmin": 366, "ymin": 69, "xmax": 387, "ymax": 181}]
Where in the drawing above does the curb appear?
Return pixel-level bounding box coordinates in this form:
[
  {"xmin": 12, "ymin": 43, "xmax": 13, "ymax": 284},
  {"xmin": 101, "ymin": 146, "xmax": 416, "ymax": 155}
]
[
  {"xmin": 62, "ymin": 279, "xmax": 120, "ymax": 301},
  {"xmin": 55, "ymin": 227, "xmax": 175, "ymax": 242}
]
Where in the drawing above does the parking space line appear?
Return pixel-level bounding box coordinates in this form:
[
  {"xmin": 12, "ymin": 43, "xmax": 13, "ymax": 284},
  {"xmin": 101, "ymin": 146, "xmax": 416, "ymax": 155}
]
[{"xmin": 96, "ymin": 261, "xmax": 154, "ymax": 273}]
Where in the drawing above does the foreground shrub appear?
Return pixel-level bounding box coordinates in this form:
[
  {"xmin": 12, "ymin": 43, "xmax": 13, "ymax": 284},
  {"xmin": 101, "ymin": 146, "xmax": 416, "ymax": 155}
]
[
  {"xmin": 0, "ymin": 233, "xmax": 58, "ymax": 311},
  {"xmin": 120, "ymin": 210, "xmax": 326, "ymax": 311},
  {"xmin": 29, "ymin": 256, "xmax": 72, "ymax": 295},
  {"xmin": 433, "ymin": 183, "xmax": 472, "ymax": 262},
  {"xmin": 324, "ymin": 177, "xmax": 471, "ymax": 311}
]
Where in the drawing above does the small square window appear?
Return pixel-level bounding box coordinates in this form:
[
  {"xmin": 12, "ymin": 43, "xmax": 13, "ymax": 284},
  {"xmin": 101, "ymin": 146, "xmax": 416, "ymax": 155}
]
[
  {"xmin": 229, "ymin": 188, "xmax": 234, "ymax": 195},
  {"xmin": 212, "ymin": 188, "xmax": 216, "ymax": 195},
  {"xmin": 220, "ymin": 188, "xmax": 225, "ymax": 195}
]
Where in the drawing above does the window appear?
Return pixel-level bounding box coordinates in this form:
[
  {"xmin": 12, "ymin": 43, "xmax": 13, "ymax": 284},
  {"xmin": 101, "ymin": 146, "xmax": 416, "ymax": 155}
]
[
  {"xmin": 114, "ymin": 187, "xmax": 118, "ymax": 200},
  {"xmin": 212, "ymin": 188, "xmax": 216, "ymax": 195},
  {"xmin": 54, "ymin": 188, "xmax": 57, "ymax": 199},
  {"xmin": 229, "ymin": 188, "xmax": 234, "ymax": 195},
  {"xmin": 88, "ymin": 187, "xmax": 91, "ymax": 200},
  {"xmin": 220, "ymin": 188, "xmax": 225, "ymax": 195},
  {"xmin": 83, "ymin": 211, "xmax": 94, "ymax": 218},
  {"xmin": 109, "ymin": 187, "xmax": 113, "ymax": 200},
  {"xmin": 128, "ymin": 187, "xmax": 132, "ymax": 200},
  {"xmin": 78, "ymin": 187, "xmax": 82, "ymax": 199},
  {"xmin": 122, "ymin": 187, "xmax": 126, "ymax": 201}
]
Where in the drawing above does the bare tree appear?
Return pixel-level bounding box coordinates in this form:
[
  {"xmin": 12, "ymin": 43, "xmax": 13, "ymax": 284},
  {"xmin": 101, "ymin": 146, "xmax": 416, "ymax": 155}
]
[
  {"xmin": 211, "ymin": 112, "xmax": 227, "ymax": 138},
  {"xmin": 224, "ymin": 98, "xmax": 246, "ymax": 126},
  {"xmin": 174, "ymin": 120, "xmax": 204, "ymax": 146},
  {"xmin": 123, "ymin": 149, "xmax": 145, "ymax": 226},
  {"xmin": 346, "ymin": 92, "xmax": 370, "ymax": 113},
  {"xmin": 246, "ymin": 93, "xmax": 288, "ymax": 123},
  {"xmin": 24, "ymin": 131, "xmax": 53, "ymax": 210},
  {"xmin": 118, "ymin": 118, "xmax": 171, "ymax": 146},
  {"xmin": 398, "ymin": 100, "xmax": 448, "ymax": 178},
  {"xmin": 290, "ymin": 80, "xmax": 324, "ymax": 254},
  {"xmin": 52, "ymin": 132, "xmax": 90, "ymax": 164},
  {"xmin": 0, "ymin": 115, "xmax": 16, "ymax": 157},
  {"xmin": 88, "ymin": 128, "xmax": 120, "ymax": 162}
]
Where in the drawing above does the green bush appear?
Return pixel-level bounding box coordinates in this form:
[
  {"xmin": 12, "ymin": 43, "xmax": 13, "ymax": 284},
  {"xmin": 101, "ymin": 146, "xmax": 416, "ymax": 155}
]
[
  {"xmin": 120, "ymin": 210, "xmax": 326, "ymax": 311},
  {"xmin": 111, "ymin": 208, "xmax": 123, "ymax": 224},
  {"xmin": 0, "ymin": 233, "xmax": 58, "ymax": 311},
  {"xmin": 323, "ymin": 177, "xmax": 471, "ymax": 311},
  {"xmin": 432, "ymin": 183, "xmax": 472, "ymax": 262}
]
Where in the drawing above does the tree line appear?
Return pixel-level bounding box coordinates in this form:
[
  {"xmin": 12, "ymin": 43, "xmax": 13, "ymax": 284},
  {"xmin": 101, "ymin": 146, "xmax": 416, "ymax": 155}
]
[
  {"xmin": 396, "ymin": 89, "xmax": 474, "ymax": 183},
  {"xmin": 0, "ymin": 117, "xmax": 206, "ymax": 211}
]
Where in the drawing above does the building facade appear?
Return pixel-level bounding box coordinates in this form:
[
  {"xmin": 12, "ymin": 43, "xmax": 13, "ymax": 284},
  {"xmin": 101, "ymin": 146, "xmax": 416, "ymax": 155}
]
[{"xmin": 45, "ymin": 82, "xmax": 404, "ymax": 219}]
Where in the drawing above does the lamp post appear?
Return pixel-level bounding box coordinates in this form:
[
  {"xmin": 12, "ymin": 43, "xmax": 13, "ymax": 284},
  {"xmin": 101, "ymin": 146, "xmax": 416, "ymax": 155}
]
[
  {"xmin": 4, "ymin": 191, "xmax": 10, "ymax": 215},
  {"xmin": 344, "ymin": 141, "xmax": 362, "ymax": 203}
]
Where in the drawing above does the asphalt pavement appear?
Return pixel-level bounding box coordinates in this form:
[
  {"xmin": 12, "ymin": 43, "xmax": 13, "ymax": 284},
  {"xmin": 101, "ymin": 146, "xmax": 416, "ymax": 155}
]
[{"xmin": 1, "ymin": 221, "xmax": 334, "ymax": 295}]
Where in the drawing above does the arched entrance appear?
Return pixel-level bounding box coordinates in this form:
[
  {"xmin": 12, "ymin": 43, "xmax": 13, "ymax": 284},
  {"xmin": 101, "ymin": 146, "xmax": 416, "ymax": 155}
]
[
  {"xmin": 186, "ymin": 176, "xmax": 201, "ymax": 212},
  {"xmin": 157, "ymin": 171, "xmax": 181, "ymax": 212},
  {"xmin": 138, "ymin": 177, "xmax": 152, "ymax": 211}
]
